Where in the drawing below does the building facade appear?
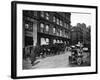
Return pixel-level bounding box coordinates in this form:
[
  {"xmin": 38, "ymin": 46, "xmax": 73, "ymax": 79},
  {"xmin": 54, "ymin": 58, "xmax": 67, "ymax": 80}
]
[
  {"xmin": 23, "ymin": 10, "xmax": 71, "ymax": 51},
  {"xmin": 71, "ymin": 23, "xmax": 91, "ymax": 47},
  {"xmin": 71, "ymin": 26, "xmax": 83, "ymax": 45}
]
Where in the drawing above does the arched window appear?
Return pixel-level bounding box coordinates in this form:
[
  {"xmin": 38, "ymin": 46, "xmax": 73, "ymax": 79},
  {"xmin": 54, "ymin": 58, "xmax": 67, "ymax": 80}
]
[
  {"xmin": 46, "ymin": 13, "xmax": 49, "ymax": 20},
  {"xmin": 53, "ymin": 16, "xmax": 56, "ymax": 22},
  {"xmin": 40, "ymin": 23, "xmax": 44, "ymax": 32},
  {"xmin": 57, "ymin": 18, "xmax": 59, "ymax": 25},
  {"xmin": 57, "ymin": 40, "xmax": 60, "ymax": 43},
  {"xmin": 46, "ymin": 25, "xmax": 49, "ymax": 32},
  {"xmin": 56, "ymin": 29, "xmax": 59, "ymax": 36},
  {"xmin": 46, "ymin": 38, "xmax": 49, "ymax": 45},
  {"xmin": 53, "ymin": 27, "xmax": 56, "ymax": 34},
  {"xmin": 60, "ymin": 20, "xmax": 63, "ymax": 26}
]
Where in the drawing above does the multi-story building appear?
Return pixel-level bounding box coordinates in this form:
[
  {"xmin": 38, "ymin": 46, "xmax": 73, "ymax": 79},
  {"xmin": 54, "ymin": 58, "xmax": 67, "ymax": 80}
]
[
  {"xmin": 23, "ymin": 10, "xmax": 71, "ymax": 49},
  {"xmin": 71, "ymin": 26, "xmax": 83, "ymax": 45}
]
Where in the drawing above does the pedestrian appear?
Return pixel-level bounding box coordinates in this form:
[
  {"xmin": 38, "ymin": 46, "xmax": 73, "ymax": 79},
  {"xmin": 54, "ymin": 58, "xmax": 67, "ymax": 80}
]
[
  {"xmin": 30, "ymin": 46, "xmax": 38, "ymax": 66},
  {"xmin": 24, "ymin": 46, "xmax": 30, "ymax": 60}
]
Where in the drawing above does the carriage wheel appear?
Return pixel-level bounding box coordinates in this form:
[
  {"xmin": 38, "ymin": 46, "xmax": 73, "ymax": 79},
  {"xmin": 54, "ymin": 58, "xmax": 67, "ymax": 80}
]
[{"xmin": 77, "ymin": 57, "xmax": 82, "ymax": 65}]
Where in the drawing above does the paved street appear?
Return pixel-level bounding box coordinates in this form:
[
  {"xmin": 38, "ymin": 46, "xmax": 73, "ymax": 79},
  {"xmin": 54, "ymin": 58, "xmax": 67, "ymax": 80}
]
[
  {"xmin": 23, "ymin": 51, "xmax": 90, "ymax": 69},
  {"xmin": 32, "ymin": 52, "xmax": 70, "ymax": 69}
]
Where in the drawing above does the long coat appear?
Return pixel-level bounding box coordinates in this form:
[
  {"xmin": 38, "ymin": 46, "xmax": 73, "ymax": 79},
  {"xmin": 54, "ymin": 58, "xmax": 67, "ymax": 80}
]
[{"xmin": 30, "ymin": 46, "xmax": 39, "ymax": 65}]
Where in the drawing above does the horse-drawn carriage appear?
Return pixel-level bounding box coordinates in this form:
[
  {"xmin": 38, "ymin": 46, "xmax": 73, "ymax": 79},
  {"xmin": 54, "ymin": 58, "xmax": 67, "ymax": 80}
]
[{"xmin": 69, "ymin": 45, "xmax": 83, "ymax": 65}]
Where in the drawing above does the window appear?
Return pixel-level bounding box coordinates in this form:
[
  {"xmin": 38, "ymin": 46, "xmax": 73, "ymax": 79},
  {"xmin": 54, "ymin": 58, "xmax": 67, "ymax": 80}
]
[
  {"xmin": 60, "ymin": 20, "xmax": 63, "ymax": 26},
  {"xmin": 61, "ymin": 40, "xmax": 63, "ymax": 43},
  {"xmin": 41, "ymin": 11, "xmax": 44, "ymax": 17},
  {"xmin": 64, "ymin": 41, "xmax": 66, "ymax": 44},
  {"xmin": 40, "ymin": 23, "xmax": 44, "ymax": 28},
  {"xmin": 33, "ymin": 11, "xmax": 37, "ymax": 16},
  {"xmin": 57, "ymin": 40, "xmax": 60, "ymax": 43},
  {"xmin": 25, "ymin": 24, "xmax": 29, "ymax": 29},
  {"xmin": 46, "ymin": 13, "xmax": 49, "ymax": 20},
  {"xmin": 41, "ymin": 38, "xmax": 46, "ymax": 45},
  {"xmin": 25, "ymin": 23, "xmax": 33, "ymax": 31},
  {"xmin": 58, "ymin": 29, "xmax": 60, "ymax": 36},
  {"xmin": 53, "ymin": 39, "xmax": 56, "ymax": 44},
  {"xmin": 56, "ymin": 29, "xmax": 59, "ymax": 36},
  {"xmin": 46, "ymin": 38, "xmax": 49, "ymax": 45},
  {"xmin": 61, "ymin": 30, "xmax": 64, "ymax": 37},
  {"xmin": 53, "ymin": 27, "xmax": 56, "ymax": 34},
  {"xmin": 40, "ymin": 23, "xmax": 44, "ymax": 32},
  {"xmin": 53, "ymin": 16, "xmax": 56, "ymax": 22},
  {"xmin": 57, "ymin": 18, "xmax": 59, "ymax": 25},
  {"xmin": 60, "ymin": 30, "xmax": 62, "ymax": 36},
  {"xmin": 46, "ymin": 25, "xmax": 49, "ymax": 32}
]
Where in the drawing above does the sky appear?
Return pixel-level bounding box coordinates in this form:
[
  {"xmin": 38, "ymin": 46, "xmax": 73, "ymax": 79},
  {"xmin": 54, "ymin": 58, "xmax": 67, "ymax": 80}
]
[{"xmin": 71, "ymin": 13, "xmax": 92, "ymax": 27}]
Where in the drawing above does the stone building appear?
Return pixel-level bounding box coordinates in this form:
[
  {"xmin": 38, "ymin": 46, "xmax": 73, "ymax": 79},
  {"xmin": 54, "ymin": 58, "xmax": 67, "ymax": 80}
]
[
  {"xmin": 71, "ymin": 26, "xmax": 83, "ymax": 45},
  {"xmin": 71, "ymin": 23, "xmax": 91, "ymax": 47},
  {"xmin": 23, "ymin": 10, "xmax": 71, "ymax": 49}
]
